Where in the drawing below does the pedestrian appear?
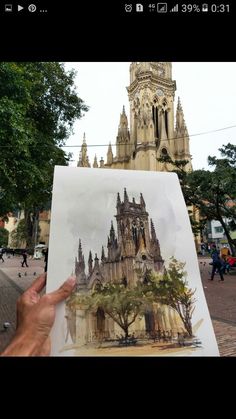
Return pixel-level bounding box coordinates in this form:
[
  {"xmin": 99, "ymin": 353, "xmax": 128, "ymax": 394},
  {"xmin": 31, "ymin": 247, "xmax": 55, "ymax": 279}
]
[
  {"xmin": 0, "ymin": 247, "xmax": 4, "ymax": 263},
  {"xmin": 209, "ymin": 244, "xmax": 224, "ymax": 281},
  {"xmin": 0, "ymin": 273, "xmax": 76, "ymax": 356},
  {"xmin": 21, "ymin": 249, "xmax": 28, "ymax": 267},
  {"xmin": 200, "ymin": 242, "xmax": 206, "ymax": 256}
]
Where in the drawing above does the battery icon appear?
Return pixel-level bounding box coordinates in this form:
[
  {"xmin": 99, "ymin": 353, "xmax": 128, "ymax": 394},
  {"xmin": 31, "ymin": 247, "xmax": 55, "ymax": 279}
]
[{"xmin": 202, "ymin": 4, "xmax": 208, "ymax": 12}]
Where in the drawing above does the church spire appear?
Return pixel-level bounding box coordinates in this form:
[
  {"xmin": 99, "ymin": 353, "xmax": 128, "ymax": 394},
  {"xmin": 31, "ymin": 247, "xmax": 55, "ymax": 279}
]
[
  {"xmin": 75, "ymin": 239, "xmax": 85, "ymax": 279},
  {"xmin": 117, "ymin": 192, "xmax": 121, "ymax": 206},
  {"xmin": 176, "ymin": 97, "xmax": 185, "ymax": 133},
  {"xmin": 101, "ymin": 246, "xmax": 105, "ymax": 262},
  {"xmin": 106, "ymin": 142, "xmax": 113, "ymax": 165},
  {"xmin": 93, "ymin": 154, "xmax": 98, "ymax": 168},
  {"xmin": 124, "ymin": 188, "xmax": 129, "ymax": 204},
  {"xmin": 88, "ymin": 250, "xmax": 93, "ymax": 274},
  {"xmin": 140, "ymin": 193, "xmax": 146, "ymax": 209},
  {"xmin": 150, "ymin": 219, "xmax": 157, "ymax": 241},
  {"xmin": 94, "ymin": 253, "xmax": 99, "ymax": 270},
  {"xmin": 116, "ymin": 107, "xmax": 130, "ymax": 158},
  {"xmin": 110, "ymin": 221, "xmax": 116, "ymax": 242},
  {"xmin": 78, "ymin": 239, "xmax": 83, "ymax": 261},
  {"xmin": 77, "ymin": 133, "xmax": 91, "ymax": 167}
]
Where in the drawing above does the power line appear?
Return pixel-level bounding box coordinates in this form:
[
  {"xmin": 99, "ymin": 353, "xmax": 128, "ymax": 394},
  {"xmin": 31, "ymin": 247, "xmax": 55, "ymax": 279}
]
[
  {"xmin": 0, "ymin": 123, "xmax": 236, "ymax": 148},
  {"xmin": 62, "ymin": 123, "xmax": 236, "ymax": 147}
]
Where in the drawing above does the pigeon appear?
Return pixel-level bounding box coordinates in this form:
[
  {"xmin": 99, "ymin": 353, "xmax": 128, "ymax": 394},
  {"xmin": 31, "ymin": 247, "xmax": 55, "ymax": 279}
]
[
  {"xmin": 18, "ymin": 272, "xmax": 21, "ymax": 278},
  {"xmin": 24, "ymin": 272, "xmax": 27, "ymax": 276},
  {"xmin": 33, "ymin": 272, "xmax": 36, "ymax": 276},
  {"xmin": 3, "ymin": 322, "xmax": 10, "ymax": 331}
]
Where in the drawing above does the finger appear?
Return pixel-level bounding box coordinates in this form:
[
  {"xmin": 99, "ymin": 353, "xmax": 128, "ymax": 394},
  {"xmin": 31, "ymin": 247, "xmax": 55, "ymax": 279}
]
[
  {"xmin": 27, "ymin": 273, "xmax": 47, "ymax": 294},
  {"xmin": 47, "ymin": 276, "xmax": 76, "ymax": 305}
]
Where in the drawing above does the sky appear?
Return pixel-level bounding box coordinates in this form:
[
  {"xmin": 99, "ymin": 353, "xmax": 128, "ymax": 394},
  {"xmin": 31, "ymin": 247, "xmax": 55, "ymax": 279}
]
[{"xmin": 64, "ymin": 62, "xmax": 236, "ymax": 170}]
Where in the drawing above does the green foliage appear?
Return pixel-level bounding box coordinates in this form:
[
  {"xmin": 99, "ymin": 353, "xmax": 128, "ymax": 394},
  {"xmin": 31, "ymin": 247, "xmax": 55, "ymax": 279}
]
[
  {"xmin": 0, "ymin": 227, "xmax": 9, "ymax": 247},
  {"xmin": 0, "ymin": 62, "xmax": 88, "ymax": 244},
  {"xmin": 158, "ymin": 144, "xmax": 236, "ymax": 254},
  {"xmin": 219, "ymin": 143, "xmax": 236, "ymax": 167},
  {"xmin": 68, "ymin": 259, "xmax": 196, "ymax": 338},
  {"xmin": 146, "ymin": 258, "xmax": 196, "ymax": 336},
  {"xmin": 187, "ymin": 145, "xmax": 236, "ymax": 255},
  {"xmin": 91, "ymin": 282, "xmax": 147, "ymax": 338},
  {"xmin": 69, "ymin": 282, "xmax": 146, "ymax": 339}
]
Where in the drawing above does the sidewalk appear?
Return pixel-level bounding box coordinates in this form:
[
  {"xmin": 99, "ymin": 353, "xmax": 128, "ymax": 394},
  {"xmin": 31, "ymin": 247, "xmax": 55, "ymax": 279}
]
[
  {"xmin": 0, "ymin": 255, "xmax": 236, "ymax": 355},
  {"xmin": 199, "ymin": 256, "xmax": 236, "ymax": 356}
]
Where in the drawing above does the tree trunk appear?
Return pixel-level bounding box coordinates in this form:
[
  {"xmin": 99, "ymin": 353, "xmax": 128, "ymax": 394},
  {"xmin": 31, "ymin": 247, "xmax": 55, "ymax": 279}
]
[
  {"xmin": 123, "ymin": 324, "xmax": 129, "ymax": 341},
  {"xmin": 175, "ymin": 305, "xmax": 193, "ymax": 337},
  {"xmin": 183, "ymin": 318, "xmax": 193, "ymax": 337},
  {"xmin": 218, "ymin": 214, "xmax": 236, "ymax": 256},
  {"xmin": 24, "ymin": 208, "xmax": 39, "ymax": 248}
]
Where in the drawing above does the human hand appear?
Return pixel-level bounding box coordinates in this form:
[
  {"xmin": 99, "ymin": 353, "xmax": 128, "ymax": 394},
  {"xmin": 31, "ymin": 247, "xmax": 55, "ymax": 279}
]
[{"xmin": 1, "ymin": 273, "xmax": 76, "ymax": 356}]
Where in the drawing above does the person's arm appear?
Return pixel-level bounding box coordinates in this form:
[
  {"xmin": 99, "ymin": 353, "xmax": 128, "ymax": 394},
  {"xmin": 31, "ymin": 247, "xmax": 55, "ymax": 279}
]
[{"xmin": 1, "ymin": 274, "xmax": 76, "ymax": 356}]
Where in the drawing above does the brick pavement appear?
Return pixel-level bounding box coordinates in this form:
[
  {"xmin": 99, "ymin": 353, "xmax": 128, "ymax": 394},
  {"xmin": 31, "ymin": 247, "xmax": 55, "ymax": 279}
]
[
  {"xmin": 0, "ymin": 255, "xmax": 236, "ymax": 355},
  {"xmin": 199, "ymin": 257, "xmax": 236, "ymax": 356}
]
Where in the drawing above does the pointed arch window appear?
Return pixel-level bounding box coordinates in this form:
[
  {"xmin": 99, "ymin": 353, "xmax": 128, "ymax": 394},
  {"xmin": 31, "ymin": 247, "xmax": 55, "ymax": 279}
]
[{"xmin": 152, "ymin": 105, "xmax": 159, "ymax": 138}]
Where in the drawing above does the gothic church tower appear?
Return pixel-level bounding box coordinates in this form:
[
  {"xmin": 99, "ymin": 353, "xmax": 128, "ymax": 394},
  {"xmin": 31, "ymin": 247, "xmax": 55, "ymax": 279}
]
[{"xmin": 101, "ymin": 62, "xmax": 192, "ymax": 172}]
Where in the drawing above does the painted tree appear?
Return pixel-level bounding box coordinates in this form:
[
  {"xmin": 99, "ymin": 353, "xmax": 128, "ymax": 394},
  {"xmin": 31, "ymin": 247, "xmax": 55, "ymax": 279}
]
[
  {"xmin": 91, "ymin": 282, "xmax": 146, "ymax": 340},
  {"xmin": 147, "ymin": 258, "xmax": 196, "ymax": 337},
  {"xmin": 68, "ymin": 282, "xmax": 146, "ymax": 341}
]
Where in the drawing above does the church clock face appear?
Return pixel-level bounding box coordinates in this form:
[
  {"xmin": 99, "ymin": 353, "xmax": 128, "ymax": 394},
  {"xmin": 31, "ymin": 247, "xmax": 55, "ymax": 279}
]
[{"xmin": 156, "ymin": 88, "xmax": 164, "ymax": 97}]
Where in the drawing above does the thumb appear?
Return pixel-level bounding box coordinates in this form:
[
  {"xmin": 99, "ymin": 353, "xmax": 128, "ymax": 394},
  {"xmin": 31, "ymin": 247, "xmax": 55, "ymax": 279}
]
[{"xmin": 47, "ymin": 276, "xmax": 76, "ymax": 305}]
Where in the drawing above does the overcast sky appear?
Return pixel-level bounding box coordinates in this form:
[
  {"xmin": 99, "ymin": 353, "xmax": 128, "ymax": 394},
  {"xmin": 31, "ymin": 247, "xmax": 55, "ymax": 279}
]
[{"xmin": 64, "ymin": 62, "xmax": 236, "ymax": 170}]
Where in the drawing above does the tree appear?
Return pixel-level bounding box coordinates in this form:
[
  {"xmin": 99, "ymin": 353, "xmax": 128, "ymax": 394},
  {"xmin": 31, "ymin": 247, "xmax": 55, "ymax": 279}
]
[
  {"xmin": 187, "ymin": 146, "xmax": 236, "ymax": 255},
  {"xmin": 0, "ymin": 227, "xmax": 9, "ymax": 247},
  {"xmin": 147, "ymin": 258, "xmax": 196, "ymax": 337},
  {"xmin": 0, "ymin": 62, "xmax": 88, "ymax": 246},
  {"xmin": 69, "ymin": 282, "xmax": 145, "ymax": 341},
  {"xmin": 157, "ymin": 155, "xmax": 205, "ymax": 237},
  {"xmin": 91, "ymin": 282, "xmax": 146, "ymax": 340}
]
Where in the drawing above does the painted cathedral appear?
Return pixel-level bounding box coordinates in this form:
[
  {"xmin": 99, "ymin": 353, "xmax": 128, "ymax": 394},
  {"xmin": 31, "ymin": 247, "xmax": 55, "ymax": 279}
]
[
  {"xmin": 66, "ymin": 189, "xmax": 183, "ymax": 345},
  {"xmin": 77, "ymin": 62, "xmax": 192, "ymax": 172},
  {"xmin": 75, "ymin": 189, "xmax": 164, "ymax": 291}
]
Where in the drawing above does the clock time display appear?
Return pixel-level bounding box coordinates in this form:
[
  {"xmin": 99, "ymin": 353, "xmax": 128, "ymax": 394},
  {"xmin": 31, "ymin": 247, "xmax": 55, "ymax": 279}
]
[{"xmin": 211, "ymin": 4, "xmax": 230, "ymax": 12}]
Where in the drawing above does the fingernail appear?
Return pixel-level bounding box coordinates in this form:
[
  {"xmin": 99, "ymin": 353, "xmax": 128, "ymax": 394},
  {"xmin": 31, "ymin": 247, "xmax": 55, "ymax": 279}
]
[{"xmin": 66, "ymin": 276, "xmax": 76, "ymax": 286}]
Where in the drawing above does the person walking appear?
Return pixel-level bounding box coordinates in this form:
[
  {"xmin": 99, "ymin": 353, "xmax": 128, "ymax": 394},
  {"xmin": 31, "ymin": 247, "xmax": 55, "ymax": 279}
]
[
  {"xmin": 0, "ymin": 248, "xmax": 4, "ymax": 263},
  {"xmin": 209, "ymin": 245, "xmax": 224, "ymax": 281},
  {"xmin": 21, "ymin": 250, "xmax": 29, "ymax": 267}
]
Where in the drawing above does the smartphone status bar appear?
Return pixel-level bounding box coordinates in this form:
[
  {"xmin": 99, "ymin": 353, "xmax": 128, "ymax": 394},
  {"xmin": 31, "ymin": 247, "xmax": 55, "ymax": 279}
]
[{"xmin": 124, "ymin": 3, "xmax": 231, "ymax": 14}]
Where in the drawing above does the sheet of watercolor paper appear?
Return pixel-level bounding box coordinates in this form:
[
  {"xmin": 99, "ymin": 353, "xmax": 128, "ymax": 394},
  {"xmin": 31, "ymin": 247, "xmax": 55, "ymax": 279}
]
[{"xmin": 47, "ymin": 166, "xmax": 219, "ymax": 356}]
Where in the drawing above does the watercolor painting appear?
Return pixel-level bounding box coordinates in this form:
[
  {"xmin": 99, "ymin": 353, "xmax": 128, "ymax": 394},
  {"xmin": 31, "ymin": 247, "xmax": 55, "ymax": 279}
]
[{"xmin": 47, "ymin": 167, "xmax": 219, "ymax": 356}]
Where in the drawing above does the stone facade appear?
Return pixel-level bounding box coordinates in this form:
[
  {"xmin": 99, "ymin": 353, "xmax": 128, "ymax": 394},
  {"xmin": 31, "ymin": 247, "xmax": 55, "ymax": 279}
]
[{"xmin": 78, "ymin": 62, "xmax": 192, "ymax": 173}]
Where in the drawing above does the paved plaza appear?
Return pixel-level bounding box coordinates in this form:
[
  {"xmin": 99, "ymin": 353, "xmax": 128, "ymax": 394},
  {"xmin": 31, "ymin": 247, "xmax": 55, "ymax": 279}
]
[{"xmin": 0, "ymin": 255, "xmax": 235, "ymax": 356}]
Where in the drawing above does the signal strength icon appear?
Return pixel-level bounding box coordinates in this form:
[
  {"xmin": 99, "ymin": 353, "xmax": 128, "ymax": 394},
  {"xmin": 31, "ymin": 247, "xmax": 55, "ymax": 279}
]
[{"xmin": 170, "ymin": 4, "xmax": 178, "ymax": 12}]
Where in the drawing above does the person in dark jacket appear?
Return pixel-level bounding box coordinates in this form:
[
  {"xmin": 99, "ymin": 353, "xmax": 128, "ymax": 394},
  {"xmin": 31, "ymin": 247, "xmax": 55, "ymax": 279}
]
[
  {"xmin": 209, "ymin": 245, "xmax": 224, "ymax": 281},
  {"xmin": 21, "ymin": 250, "xmax": 28, "ymax": 267}
]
